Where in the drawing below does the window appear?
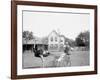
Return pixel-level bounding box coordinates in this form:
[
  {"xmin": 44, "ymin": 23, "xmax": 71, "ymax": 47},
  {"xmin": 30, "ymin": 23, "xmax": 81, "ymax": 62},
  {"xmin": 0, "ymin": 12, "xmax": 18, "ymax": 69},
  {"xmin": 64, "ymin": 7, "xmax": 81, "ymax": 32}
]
[
  {"xmin": 50, "ymin": 44, "xmax": 53, "ymax": 48},
  {"xmin": 55, "ymin": 44, "xmax": 58, "ymax": 48},
  {"xmin": 60, "ymin": 39, "xmax": 63, "ymax": 42},
  {"xmin": 55, "ymin": 37, "xmax": 57, "ymax": 42},
  {"xmin": 51, "ymin": 37, "xmax": 53, "ymax": 42}
]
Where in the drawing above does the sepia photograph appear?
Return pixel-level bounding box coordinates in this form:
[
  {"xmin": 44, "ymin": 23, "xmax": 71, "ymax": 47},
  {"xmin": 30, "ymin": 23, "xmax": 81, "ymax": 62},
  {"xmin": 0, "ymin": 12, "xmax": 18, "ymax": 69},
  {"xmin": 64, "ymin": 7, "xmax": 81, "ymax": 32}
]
[{"xmin": 22, "ymin": 10, "xmax": 90, "ymax": 69}]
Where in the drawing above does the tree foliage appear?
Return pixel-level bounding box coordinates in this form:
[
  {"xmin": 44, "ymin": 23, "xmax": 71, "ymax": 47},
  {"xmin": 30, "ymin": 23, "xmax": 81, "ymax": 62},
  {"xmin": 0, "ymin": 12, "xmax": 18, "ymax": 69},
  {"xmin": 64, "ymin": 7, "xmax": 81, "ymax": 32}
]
[
  {"xmin": 23, "ymin": 31, "xmax": 34, "ymax": 43},
  {"xmin": 23, "ymin": 31, "xmax": 34, "ymax": 39},
  {"xmin": 75, "ymin": 31, "xmax": 90, "ymax": 47}
]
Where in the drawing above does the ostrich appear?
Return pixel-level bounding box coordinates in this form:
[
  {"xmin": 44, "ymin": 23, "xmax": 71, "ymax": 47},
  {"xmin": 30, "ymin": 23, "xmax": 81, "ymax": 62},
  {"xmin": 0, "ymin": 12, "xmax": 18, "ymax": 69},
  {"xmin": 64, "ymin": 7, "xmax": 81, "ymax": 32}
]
[{"xmin": 33, "ymin": 45, "xmax": 50, "ymax": 68}]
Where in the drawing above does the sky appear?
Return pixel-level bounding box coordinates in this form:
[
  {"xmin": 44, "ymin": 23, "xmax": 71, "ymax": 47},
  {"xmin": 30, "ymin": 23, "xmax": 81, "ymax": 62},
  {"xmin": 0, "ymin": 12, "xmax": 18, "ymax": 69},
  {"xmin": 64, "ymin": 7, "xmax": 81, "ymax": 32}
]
[{"xmin": 23, "ymin": 10, "xmax": 90, "ymax": 40}]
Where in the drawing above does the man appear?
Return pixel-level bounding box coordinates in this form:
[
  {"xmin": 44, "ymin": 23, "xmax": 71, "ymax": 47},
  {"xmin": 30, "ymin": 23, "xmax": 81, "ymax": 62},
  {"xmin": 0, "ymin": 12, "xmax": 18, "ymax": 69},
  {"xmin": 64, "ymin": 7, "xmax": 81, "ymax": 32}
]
[
  {"xmin": 64, "ymin": 42, "xmax": 73, "ymax": 66},
  {"xmin": 55, "ymin": 42, "xmax": 73, "ymax": 67},
  {"xmin": 64, "ymin": 43, "xmax": 73, "ymax": 55}
]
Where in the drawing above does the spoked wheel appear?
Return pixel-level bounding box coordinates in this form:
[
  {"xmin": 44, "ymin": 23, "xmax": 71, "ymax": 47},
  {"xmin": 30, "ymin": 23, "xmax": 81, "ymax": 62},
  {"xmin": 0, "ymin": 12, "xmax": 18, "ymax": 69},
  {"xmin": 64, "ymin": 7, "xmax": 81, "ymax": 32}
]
[{"xmin": 54, "ymin": 54, "xmax": 71, "ymax": 67}]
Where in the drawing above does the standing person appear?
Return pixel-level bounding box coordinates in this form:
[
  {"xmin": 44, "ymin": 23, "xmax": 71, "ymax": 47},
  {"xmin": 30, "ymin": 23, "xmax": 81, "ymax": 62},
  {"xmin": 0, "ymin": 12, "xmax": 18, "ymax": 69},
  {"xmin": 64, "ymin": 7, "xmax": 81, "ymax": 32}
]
[
  {"xmin": 55, "ymin": 42, "xmax": 73, "ymax": 67},
  {"xmin": 64, "ymin": 42, "xmax": 73, "ymax": 66}
]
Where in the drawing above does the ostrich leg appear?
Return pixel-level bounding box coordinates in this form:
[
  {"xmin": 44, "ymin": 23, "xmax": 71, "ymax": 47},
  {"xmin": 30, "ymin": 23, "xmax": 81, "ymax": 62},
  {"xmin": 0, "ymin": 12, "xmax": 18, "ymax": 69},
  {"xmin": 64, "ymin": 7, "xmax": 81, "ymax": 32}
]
[{"xmin": 40, "ymin": 55, "xmax": 45, "ymax": 68}]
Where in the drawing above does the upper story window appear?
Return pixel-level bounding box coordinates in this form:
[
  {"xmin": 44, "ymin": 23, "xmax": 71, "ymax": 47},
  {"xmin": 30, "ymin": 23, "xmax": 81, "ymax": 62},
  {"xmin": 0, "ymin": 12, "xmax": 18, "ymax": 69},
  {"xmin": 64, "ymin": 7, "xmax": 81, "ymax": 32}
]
[
  {"xmin": 60, "ymin": 39, "xmax": 63, "ymax": 42},
  {"xmin": 55, "ymin": 37, "xmax": 57, "ymax": 42},
  {"xmin": 51, "ymin": 37, "xmax": 53, "ymax": 42}
]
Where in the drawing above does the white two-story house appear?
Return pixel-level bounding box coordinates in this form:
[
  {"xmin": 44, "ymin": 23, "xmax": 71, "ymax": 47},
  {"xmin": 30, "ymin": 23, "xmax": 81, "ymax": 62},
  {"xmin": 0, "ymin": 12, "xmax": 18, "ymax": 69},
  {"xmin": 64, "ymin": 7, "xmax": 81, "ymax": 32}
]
[{"xmin": 48, "ymin": 30, "xmax": 65, "ymax": 51}]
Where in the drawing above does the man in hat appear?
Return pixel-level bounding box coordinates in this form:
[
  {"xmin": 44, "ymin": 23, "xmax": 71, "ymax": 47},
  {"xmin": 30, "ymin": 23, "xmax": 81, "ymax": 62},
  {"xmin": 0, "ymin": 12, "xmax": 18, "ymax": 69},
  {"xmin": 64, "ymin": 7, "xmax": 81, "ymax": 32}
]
[
  {"xmin": 55, "ymin": 42, "xmax": 73, "ymax": 67},
  {"xmin": 64, "ymin": 42, "xmax": 72, "ymax": 55},
  {"xmin": 63, "ymin": 42, "xmax": 73, "ymax": 66}
]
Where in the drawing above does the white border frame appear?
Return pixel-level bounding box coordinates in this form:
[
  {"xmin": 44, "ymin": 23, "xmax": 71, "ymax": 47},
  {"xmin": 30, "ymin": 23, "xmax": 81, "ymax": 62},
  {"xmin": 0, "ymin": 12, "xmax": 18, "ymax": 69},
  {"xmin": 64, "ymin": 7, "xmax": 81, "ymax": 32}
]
[{"xmin": 17, "ymin": 5, "xmax": 95, "ymax": 75}]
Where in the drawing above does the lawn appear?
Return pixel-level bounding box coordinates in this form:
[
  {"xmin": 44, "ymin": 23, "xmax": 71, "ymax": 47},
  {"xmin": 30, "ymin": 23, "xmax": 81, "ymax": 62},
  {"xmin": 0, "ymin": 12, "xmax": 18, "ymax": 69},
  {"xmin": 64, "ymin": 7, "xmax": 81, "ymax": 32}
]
[{"xmin": 22, "ymin": 49, "xmax": 89, "ymax": 69}]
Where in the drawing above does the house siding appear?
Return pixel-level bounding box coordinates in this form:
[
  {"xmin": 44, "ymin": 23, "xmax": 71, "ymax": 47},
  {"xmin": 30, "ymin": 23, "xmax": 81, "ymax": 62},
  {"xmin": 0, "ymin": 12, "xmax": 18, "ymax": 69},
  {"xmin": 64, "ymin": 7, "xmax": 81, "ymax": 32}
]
[{"xmin": 48, "ymin": 30, "xmax": 65, "ymax": 52}]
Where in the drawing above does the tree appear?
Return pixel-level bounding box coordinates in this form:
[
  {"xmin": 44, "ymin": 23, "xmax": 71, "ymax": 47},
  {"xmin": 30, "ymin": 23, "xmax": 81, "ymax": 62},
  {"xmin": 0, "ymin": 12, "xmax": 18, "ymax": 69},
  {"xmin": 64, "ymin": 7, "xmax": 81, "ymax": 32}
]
[
  {"xmin": 75, "ymin": 31, "xmax": 90, "ymax": 47},
  {"xmin": 28, "ymin": 32, "xmax": 34, "ymax": 40},
  {"xmin": 23, "ymin": 31, "xmax": 34, "ymax": 39},
  {"xmin": 65, "ymin": 38, "xmax": 75, "ymax": 47},
  {"xmin": 75, "ymin": 37, "xmax": 85, "ymax": 46},
  {"xmin": 23, "ymin": 31, "xmax": 34, "ymax": 51}
]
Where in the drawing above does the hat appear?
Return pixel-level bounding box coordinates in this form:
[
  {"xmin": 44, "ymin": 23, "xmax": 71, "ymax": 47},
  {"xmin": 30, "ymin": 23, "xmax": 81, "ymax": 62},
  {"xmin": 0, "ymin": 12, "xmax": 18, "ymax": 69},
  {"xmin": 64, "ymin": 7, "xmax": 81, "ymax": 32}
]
[
  {"xmin": 65, "ymin": 42, "xmax": 69, "ymax": 45},
  {"xmin": 64, "ymin": 45, "xmax": 66, "ymax": 47}
]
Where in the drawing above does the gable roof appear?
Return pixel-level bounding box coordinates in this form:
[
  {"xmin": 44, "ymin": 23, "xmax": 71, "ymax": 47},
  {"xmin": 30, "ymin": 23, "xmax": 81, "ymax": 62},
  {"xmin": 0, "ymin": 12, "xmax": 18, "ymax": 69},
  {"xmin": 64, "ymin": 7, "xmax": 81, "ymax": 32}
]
[{"xmin": 48, "ymin": 30, "xmax": 60, "ymax": 38}]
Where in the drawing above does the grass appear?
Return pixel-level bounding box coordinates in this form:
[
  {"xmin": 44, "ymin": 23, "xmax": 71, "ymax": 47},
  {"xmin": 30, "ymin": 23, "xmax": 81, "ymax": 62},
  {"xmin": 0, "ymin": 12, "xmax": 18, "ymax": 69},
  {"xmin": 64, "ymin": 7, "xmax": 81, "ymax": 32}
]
[{"xmin": 22, "ymin": 49, "xmax": 89, "ymax": 69}]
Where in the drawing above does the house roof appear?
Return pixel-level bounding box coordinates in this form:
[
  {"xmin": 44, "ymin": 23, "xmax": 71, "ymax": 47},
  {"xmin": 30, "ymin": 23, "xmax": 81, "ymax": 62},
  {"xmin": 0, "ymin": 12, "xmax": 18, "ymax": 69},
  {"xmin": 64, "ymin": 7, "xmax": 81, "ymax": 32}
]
[
  {"xmin": 48, "ymin": 30, "xmax": 66, "ymax": 39},
  {"xmin": 48, "ymin": 30, "xmax": 64, "ymax": 37},
  {"xmin": 23, "ymin": 37, "xmax": 48, "ymax": 45}
]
